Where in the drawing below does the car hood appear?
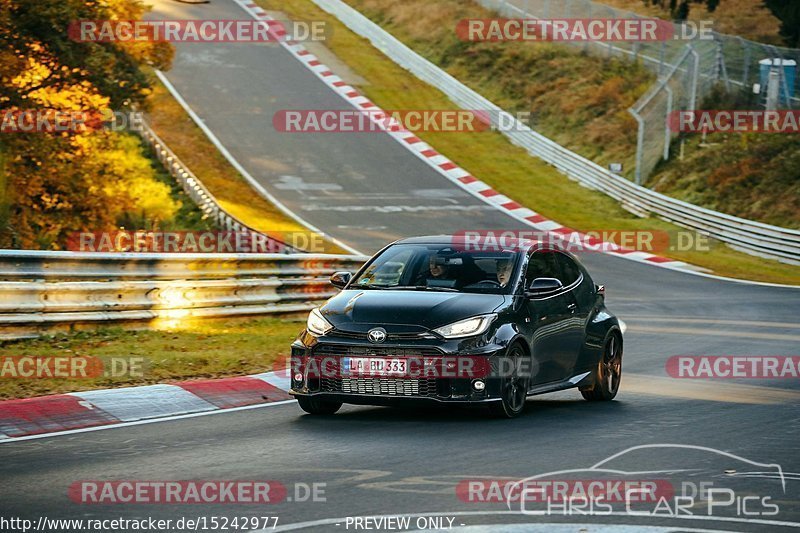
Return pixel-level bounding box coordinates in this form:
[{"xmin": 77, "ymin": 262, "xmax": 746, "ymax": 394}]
[{"xmin": 320, "ymin": 290, "xmax": 510, "ymax": 332}]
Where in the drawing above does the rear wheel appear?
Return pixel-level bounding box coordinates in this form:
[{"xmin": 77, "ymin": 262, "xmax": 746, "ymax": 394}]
[
  {"xmin": 297, "ymin": 396, "xmax": 342, "ymax": 415},
  {"xmin": 581, "ymin": 331, "xmax": 622, "ymax": 401},
  {"xmin": 488, "ymin": 343, "xmax": 529, "ymax": 418}
]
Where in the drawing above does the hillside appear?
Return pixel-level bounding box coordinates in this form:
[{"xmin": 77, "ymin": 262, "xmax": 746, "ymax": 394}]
[{"xmin": 345, "ymin": 0, "xmax": 800, "ymax": 228}]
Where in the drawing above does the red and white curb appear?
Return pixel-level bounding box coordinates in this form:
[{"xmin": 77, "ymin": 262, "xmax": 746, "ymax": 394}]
[
  {"xmin": 0, "ymin": 371, "xmax": 292, "ymax": 441},
  {"xmin": 234, "ymin": 0, "xmax": 697, "ymax": 273}
]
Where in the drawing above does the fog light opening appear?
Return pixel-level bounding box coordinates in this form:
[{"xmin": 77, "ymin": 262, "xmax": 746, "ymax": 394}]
[{"xmin": 472, "ymin": 379, "xmax": 486, "ymax": 391}]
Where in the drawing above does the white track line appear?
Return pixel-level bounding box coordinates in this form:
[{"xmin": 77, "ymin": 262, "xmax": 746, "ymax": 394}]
[{"xmin": 0, "ymin": 399, "xmax": 297, "ymax": 444}]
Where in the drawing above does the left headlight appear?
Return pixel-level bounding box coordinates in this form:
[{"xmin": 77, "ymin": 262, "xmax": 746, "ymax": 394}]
[
  {"xmin": 307, "ymin": 307, "xmax": 333, "ymax": 336},
  {"xmin": 433, "ymin": 314, "xmax": 497, "ymax": 339}
]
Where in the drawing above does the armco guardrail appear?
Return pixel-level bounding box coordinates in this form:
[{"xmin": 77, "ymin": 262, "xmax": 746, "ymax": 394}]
[
  {"xmin": 133, "ymin": 118, "xmax": 299, "ymax": 253},
  {"xmin": 0, "ymin": 250, "xmax": 368, "ymax": 339},
  {"xmin": 313, "ymin": 0, "xmax": 800, "ymax": 265}
]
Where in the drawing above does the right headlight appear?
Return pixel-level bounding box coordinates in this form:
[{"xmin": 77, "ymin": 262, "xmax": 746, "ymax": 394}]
[
  {"xmin": 433, "ymin": 314, "xmax": 497, "ymax": 339},
  {"xmin": 307, "ymin": 307, "xmax": 333, "ymax": 336}
]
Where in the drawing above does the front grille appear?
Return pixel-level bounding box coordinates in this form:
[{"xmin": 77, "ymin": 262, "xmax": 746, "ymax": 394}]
[
  {"xmin": 320, "ymin": 377, "xmax": 440, "ymax": 397},
  {"xmin": 331, "ymin": 330, "xmax": 434, "ymax": 341},
  {"xmin": 313, "ymin": 344, "xmax": 443, "ymax": 357}
]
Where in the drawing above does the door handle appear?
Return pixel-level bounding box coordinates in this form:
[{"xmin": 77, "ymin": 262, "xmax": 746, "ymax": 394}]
[{"xmin": 567, "ymin": 303, "xmax": 577, "ymax": 313}]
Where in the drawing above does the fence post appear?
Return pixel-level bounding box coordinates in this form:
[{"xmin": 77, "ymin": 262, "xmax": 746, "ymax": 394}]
[
  {"xmin": 663, "ymin": 85, "xmax": 673, "ymax": 161},
  {"xmin": 630, "ymin": 108, "xmax": 645, "ymax": 186},
  {"xmin": 584, "ymin": 2, "xmax": 591, "ymax": 53},
  {"xmin": 689, "ymin": 45, "xmax": 700, "ymax": 112},
  {"xmin": 766, "ymin": 68, "xmax": 781, "ymax": 111},
  {"xmin": 714, "ymin": 38, "xmax": 729, "ymax": 90},
  {"xmin": 739, "ymin": 37, "xmax": 751, "ymax": 88}
]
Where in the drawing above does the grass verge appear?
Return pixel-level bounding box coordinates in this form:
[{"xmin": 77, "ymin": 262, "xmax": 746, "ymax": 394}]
[
  {"xmin": 257, "ymin": 0, "xmax": 799, "ymax": 285},
  {"xmin": 0, "ymin": 317, "xmax": 302, "ymax": 400}
]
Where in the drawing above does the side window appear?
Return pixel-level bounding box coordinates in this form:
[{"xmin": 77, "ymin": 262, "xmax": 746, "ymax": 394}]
[
  {"xmin": 554, "ymin": 253, "xmax": 581, "ymax": 286},
  {"xmin": 526, "ymin": 251, "xmax": 559, "ymax": 283}
]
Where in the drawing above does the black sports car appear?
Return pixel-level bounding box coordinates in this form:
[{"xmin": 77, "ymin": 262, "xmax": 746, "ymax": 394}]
[{"xmin": 289, "ymin": 235, "xmax": 623, "ymax": 418}]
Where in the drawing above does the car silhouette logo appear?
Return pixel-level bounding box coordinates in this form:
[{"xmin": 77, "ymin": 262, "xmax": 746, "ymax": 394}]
[{"xmin": 367, "ymin": 328, "xmax": 387, "ymax": 343}]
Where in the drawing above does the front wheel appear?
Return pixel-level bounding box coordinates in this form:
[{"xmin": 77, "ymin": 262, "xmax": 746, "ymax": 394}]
[
  {"xmin": 297, "ymin": 396, "xmax": 342, "ymax": 415},
  {"xmin": 581, "ymin": 331, "xmax": 622, "ymax": 401},
  {"xmin": 488, "ymin": 344, "xmax": 530, "ymax": 418}
]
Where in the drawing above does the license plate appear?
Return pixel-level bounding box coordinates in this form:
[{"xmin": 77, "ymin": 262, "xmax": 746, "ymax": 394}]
[{"xmin": 342, "ymin": 357, "xmax": 407, "ymax": 376}]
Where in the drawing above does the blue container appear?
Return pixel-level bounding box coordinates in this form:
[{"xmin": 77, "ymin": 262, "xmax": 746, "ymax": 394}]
[{"xmin": 759, "ymin": 58, "xmax": 797, "ymax": 106}]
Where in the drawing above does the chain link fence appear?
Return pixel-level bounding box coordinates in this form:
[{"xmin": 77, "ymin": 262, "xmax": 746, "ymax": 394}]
[{"xmin": 477, "ymin": 0, "xmax": 800, "ymax": 183}]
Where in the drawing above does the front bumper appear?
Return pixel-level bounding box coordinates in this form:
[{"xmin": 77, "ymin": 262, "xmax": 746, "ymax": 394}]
[{"xmin": 289, "ymin": 330, "xmax": 507, "ymax": 405}]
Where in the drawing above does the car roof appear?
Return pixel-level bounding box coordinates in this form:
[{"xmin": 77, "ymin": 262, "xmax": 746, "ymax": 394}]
[
  {"xmin": 392, "ymin": 235, "xmax": 581, "ymax": 261},
  {"xmin": 394, "ymin": 234, "xmax": 534, "ymax": 251}
]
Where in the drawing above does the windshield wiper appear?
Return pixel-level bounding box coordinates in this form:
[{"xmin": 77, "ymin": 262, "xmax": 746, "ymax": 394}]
[{"xmin": 383, "ymin": 285, "xmax": 460, "ymax": 292}]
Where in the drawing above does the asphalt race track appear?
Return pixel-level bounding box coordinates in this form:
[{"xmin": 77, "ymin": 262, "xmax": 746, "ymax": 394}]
[{"xmin": 2, "ymin": 1, "xmax": 798, "ymax": 531}]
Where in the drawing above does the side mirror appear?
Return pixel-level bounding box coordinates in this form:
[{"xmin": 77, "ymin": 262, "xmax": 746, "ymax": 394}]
[
  {"xmin": 330, "ymin": 271, "xmax": 352, "ymax": 289},
  {"xmin": 524, "ymin": 277, "xmax": 563, "ymax": 298}
]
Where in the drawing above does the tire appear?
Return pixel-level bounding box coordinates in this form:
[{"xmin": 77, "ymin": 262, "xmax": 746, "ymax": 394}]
[
  {"xmin": 488, "ymin": 343, "xmax": 530, "ymax": 418},
  {"xmin": 296, "ymin": 396, "xmax": 343, "ymax": 415},
  {"xmin": 581, "ymin": 331, "xmax": 623, "ymax": 401}
]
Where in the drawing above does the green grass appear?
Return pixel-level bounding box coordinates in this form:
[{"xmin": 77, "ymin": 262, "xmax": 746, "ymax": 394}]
[
  {"xmin": 0, "ymin": 317, "xmax": 303, "ymax": 400},
  {"xmin": 647, "ymin": 86, "xmax": 800, "ymax": 229},
  {"xmin": 124, "ymin": 133, "xmax": 217, "ymax": 233},
  {"xmin": 257, "ymin": 0, "xmax": 799, "ymax": 285}
]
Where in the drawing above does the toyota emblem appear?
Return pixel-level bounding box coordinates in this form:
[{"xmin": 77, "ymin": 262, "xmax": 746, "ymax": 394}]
[{"xmin": 367, "ymin": 328, "xmax": 387, "ymax": 344}]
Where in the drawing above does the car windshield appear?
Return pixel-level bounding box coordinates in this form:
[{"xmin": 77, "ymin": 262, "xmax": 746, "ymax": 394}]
[{"xmin": 351, "ymin": 244, "xmax": 520, "ymax": 294}]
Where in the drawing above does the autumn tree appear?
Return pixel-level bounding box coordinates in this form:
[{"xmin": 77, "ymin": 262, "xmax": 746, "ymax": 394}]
[{"xmin": 0, "ymin": 0, "xmax": 176, "ymax": 249}]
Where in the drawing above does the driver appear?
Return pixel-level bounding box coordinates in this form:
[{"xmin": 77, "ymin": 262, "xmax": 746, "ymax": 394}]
[
  {"xmin": 414, "ymin": 254, "xmax": 454, "ymax": 286},
  {"xmin": 496, "ymin": 259, "xmax": 514, "ymax": 287},
  {"xmin": 428, "ymin": 255, "xmax": 450, "ymax": 279}
]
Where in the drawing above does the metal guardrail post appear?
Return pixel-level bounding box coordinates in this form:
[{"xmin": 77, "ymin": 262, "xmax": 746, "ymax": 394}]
[{"xmin": 0, "ymin": 251, "xmax": 370, "ymax": 339}]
